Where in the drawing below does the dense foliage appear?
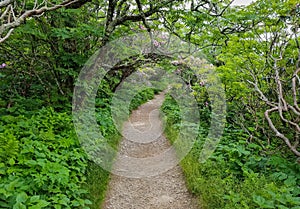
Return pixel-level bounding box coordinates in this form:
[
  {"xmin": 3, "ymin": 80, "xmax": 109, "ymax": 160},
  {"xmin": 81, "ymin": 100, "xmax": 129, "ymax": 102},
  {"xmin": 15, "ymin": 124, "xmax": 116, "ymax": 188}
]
[
  {"xmin": 160, "ymin": 1, "xmax": 300, "ymax": 208},
  {"xmin": 0, "ymin": 78, "xmax": 158, "ymax": 208},
  {"xmin": 162, "ymin": 95, "xmax": 300, "ymax": 208},
  {"xmin": 0, "ymin": 108, "xmax": 91, "ymax": 208},
  {"xmin": 1, "ymin": 0, "xmax": 300, "ymax": 208}
]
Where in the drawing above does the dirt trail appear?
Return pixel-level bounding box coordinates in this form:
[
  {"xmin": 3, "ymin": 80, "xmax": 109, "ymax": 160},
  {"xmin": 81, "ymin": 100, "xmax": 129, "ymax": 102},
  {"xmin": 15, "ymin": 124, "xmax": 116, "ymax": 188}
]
[{"xmin": 102, "ymin": 92, "xmax": 199, "ymax": 209}]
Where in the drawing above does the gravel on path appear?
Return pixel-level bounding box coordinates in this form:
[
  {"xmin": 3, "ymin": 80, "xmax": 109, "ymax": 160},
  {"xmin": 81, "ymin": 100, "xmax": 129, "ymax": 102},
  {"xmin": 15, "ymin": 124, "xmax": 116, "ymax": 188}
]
[{"xmin": 102, "ymin": 92, "xmax": 199, "ymax": 209}]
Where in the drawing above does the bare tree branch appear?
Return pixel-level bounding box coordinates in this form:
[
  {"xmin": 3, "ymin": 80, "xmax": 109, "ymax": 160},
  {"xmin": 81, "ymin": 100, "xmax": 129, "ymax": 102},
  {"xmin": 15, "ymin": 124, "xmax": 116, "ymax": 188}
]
[
  {"xmin": 102, "ymin": 0, "xmax": 175, "ymax": 45},
  {"xmin": 244, "ymin": 6, "xmax": 300, "ymax": 158},
  {"xmin": 0, "ymin": 0, "xmax": 14, "ymax": 8},
  {"xmin": 265, "ymin": 107, "xmax": 300, "ymax": 156},
  {"xmin": 292, "ymin": 68, "xmax": 300, "ymax": 112},
  {"xmin": 0, "ymin": 0, "xmax": 90, "ymax": 43}
]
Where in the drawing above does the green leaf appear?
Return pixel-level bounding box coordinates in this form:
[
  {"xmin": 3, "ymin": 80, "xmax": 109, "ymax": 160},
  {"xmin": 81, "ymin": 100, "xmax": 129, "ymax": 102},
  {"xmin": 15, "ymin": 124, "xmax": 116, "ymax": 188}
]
[
  {"xmin": 8, "ymin": 158, "xmax": 15, "ymax": 166},
  {"xmin": 16, "ymin": 192, "xmax": 28, "ymax": 203},
  {"xmin": 34, "ymin": 200, "xmax": 50, "ymax": 208},
  {"xmin": 276, "ymin": 205, "xmax": 289, "ymax": 209},
  {"xmin": 84, "ymin": 199, "xmax": 92, "ymax": 205},
  {"xmin": 13, "ymin": 202, "xmax": 26, "ymax": 209},
  {"xmin": 284, "ymin": 176, "xmax": 297, "ymax": 187},
  {"xmin": 29, "ymin": 195, "xmax": 40, "ymax": 202},
  {"xmin": 0, "ymin": 200, "xmax": 10, "ymax": 208}
]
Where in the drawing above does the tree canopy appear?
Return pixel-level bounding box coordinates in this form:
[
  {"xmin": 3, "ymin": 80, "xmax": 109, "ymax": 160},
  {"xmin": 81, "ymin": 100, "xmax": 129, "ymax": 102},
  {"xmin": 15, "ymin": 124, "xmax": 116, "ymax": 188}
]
[{"xmin": 0, "ymin": 0, "xmax": 300, "ymax": 208}]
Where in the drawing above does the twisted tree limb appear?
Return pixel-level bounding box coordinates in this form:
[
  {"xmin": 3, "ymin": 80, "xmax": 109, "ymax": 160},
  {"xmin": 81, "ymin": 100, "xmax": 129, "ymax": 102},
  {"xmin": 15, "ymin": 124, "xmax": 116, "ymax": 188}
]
[
  {"xmin": 249, "ymin": 68, "xmax": 300, "ymax": 157},
  {"xmin": 0, "ymin": 0, "xmax": 91, "ymax": 43}
]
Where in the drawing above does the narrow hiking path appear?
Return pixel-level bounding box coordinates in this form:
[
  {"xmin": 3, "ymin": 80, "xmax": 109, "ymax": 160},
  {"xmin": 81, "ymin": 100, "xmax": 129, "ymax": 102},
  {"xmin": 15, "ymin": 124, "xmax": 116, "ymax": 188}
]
[{"xmin": 102, "ymin": 92, "xmax": 199, "ymax": 209}]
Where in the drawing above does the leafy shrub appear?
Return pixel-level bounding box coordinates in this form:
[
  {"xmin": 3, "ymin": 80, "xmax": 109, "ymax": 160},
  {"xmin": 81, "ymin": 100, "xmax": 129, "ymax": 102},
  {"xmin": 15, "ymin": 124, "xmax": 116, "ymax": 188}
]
[
  {"xmin": 0, "ymin": 78, "xmax": 162, "ymax": 208},
  {"xmin": 0, "ymin": 108, "xmax": 91, "ymax": 209},
  {"xmin": 161, "ymin": 95, "xmax": 300, "ymax": 209}
]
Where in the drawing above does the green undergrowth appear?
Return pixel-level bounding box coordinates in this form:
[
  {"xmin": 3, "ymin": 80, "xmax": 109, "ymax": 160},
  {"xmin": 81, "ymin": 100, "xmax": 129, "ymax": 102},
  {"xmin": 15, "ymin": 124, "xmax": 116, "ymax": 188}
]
[
  {"xmin": 161, "ymin": 94, "xmax": 300, "ymax": 209},
  {"xmin": 0, "ymin": 108, "xmax": 91, "ymax": 209},
  {"xmin": 0, "ymin": 87, "xmax": 160, "ymax": 209}
]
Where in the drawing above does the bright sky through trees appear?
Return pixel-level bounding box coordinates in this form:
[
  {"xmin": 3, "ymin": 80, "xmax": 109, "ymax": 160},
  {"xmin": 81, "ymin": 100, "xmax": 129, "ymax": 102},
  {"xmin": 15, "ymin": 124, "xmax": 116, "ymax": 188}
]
[{"xmin": 232, "ymin": 0, "xmax": 256, "ymax": 6}]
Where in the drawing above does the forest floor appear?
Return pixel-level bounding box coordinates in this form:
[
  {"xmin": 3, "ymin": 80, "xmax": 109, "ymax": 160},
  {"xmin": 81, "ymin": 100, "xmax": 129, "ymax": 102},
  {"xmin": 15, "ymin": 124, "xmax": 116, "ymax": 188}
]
[{"xmin": 102, "ymin": 92, "xmax": 199, "ymax": 209}]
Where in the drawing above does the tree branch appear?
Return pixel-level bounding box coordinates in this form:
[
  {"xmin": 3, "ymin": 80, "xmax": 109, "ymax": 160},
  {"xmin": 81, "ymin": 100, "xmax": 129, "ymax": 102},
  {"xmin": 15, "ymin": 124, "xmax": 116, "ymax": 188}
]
[
  {"xmin": 0, "ymin": 0, "xmax": 90, "ymax": 43},
  {"xmin": 265, "ymin": 107, "xmax": 300, "ymax": 157}
]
